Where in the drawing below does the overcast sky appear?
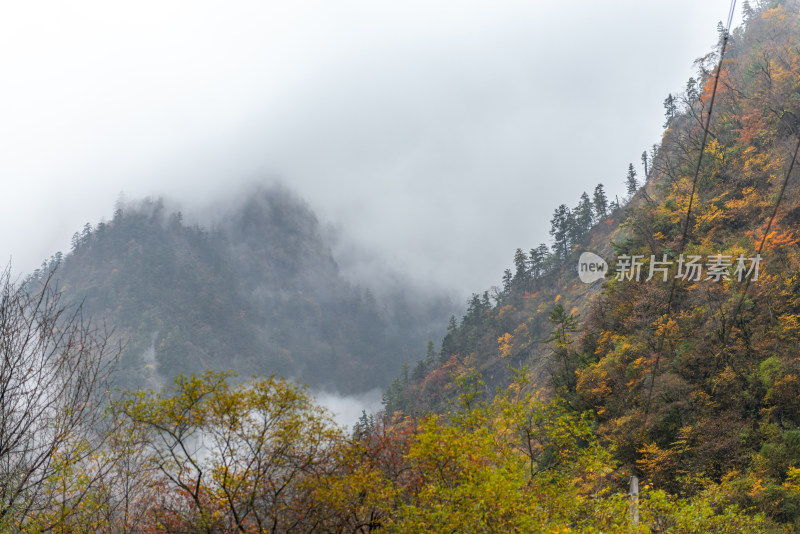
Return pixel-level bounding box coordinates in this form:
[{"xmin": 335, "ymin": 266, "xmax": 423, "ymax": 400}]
[{"xmin": 0, "ymin": 0, "xmax": 742, "ymax": 297}]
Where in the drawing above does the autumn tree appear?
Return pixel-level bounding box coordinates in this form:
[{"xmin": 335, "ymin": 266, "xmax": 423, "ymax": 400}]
[
  {"xmin": 0, "ymin": 267, "xmax": 118, "ymax": 531},
  {"xmin": 113, "ymin": 372, "xmax": 343, "ymax": 533}
]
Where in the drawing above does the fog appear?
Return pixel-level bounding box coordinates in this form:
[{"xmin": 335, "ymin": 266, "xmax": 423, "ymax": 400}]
[
  {"xmin": 1, "ymin": 1, "xmax": 742, "ymax": 295},
  {"xmin": 313, "ymin": 388, "xmax": 384, "ymax": 430}
]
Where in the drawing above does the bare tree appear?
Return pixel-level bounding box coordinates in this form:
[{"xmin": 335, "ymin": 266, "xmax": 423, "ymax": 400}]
[{"xmin": 0, "ymin": 266, "xmax": 118, "ymax": 529}]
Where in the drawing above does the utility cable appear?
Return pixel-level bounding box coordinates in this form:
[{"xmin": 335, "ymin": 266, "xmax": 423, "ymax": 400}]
[{"xmin": 641, "ymin": 0, "xmax": 737, "ymax": 424}]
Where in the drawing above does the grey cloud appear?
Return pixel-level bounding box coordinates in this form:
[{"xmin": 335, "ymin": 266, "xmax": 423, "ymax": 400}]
[{"xmin": 0, "ymin": 0, "xmax": 740, "ymax": 296}]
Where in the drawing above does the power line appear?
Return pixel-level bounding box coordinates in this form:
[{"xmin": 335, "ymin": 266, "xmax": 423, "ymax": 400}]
[
  {"xmin": 642, "ymin": 0, "xmax": 737, "ymax": 424},
  {"xmin": 721, "ymin": 134, "xmax": 800, "ymax": 348}
]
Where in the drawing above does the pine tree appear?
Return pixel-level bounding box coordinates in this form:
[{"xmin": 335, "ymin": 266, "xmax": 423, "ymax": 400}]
[
  {"xmin": 716, "ymin": 21, "xmax": 728, "ymax": 43},
  {"xmin": 502, "ymin": 269, "xmax": 513, "ymax": 294},
  {"xmin": 80, "ymin": 222, "xmax": 93, "ymax": 247},
  {"xmin": 481, "ymin": 291, "xmax": 491, "ymax": 312},
  {"xmin": 641, "ymin": 150, "xmax": 649, "ymax": 181},
  {"xmin": 529, "ymin": 244, "xmax": 549, "ymax": 279},
  {"xmin": 536, "ymin": 243, "xmax": 550, "ymax": 273},
  {"xmin": 440, "ymin": 316, "xmax": 459, "ymax": 363},
  {"xmin": 550, "ymin": 204, "xmax": 572, "ymax": 260},
  {"xmin": 663, "ymin": 93, "xmax": 677, "ymax": 127},
  {"xmin": 742, "ymin": 0, "xmax": 755, "ymax": 22},
  {"xmin": 70, "ymin": 232, "xmax": 81, "ymax": 252},
  {"xmin": 411, "ymin": 359, "xmax": 427, "ymax": 381},
  {"xmin": 593, "ymin": 184, "xmax": 608, "ymax": 221},
  {"xmin": 686, "ymin": 77, "xmax": 699, "ymax": 102},
  {"xmin": 625, "ymin": 163, "xmax": 639, "ymax": 198},
  {"xmin": 547, "ymin": 304, "xmax": 580, "ymax": 392},
  {"xmin": 573, "ymin": 192, "xmax": 593, "ymax": 237},
  {"xmin": 512, "ymin": 248, "xmax": 530, "ymax": 289},
  {"xmin": 425, "ymin": 339, "xmax": 436, "ymax": 363}
]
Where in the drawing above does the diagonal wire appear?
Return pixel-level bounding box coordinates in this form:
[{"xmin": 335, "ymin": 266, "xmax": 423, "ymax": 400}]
[
  {"xmin": 641, "ymin": 0, "xmax": 736, "ymax": 424},
  {"xmin": 720, "ymin": 133, "xmax": 800, "ymax": 348}
]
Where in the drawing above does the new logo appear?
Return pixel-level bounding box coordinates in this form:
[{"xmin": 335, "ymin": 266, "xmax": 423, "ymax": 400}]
[{"xmin": 577, "ymin": 252, "xmax": 608, "ymax": 283}]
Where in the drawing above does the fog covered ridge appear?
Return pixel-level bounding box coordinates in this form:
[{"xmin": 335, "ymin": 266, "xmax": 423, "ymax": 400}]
[{"xmin": 35, "ymin": 184, "xmax": 455, "ymax": 394}]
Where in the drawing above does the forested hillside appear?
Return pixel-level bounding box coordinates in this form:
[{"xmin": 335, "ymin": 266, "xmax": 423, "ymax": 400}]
[
  {"xmin": 383, "ymin": 0, "xmax": 800, "ymax": 527},
  {"xmin": 28, "ymin": 186, "xmax": 452, "ymax": 392}
]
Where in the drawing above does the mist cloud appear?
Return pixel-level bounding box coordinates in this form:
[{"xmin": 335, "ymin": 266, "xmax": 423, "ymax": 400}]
[
  {"xmin": 0, "ymin": 0, "xmax": 741, "ymax": 296},
  {"xmin": 313, "ymin": 388, "xmax": 384, "ymax": 430}
]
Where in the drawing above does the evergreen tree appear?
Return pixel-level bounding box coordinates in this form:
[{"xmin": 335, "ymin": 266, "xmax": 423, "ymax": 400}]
[
  {"xmin": 550, "ymin": 204, "xmax": 572, "ymax": 260},
  {"xmin": 641, "ymin": 150, "xmax": 649, "ymax": 181},
  {"xmin": 481, "ymin": 291, "xmax": 491, "ymax": 313},
  {"xmin": 411, "ymin": 359, "xmax": 427, "ymax": 381},
  {"xmin": 352, "ymin": 409, "xmax": 376, "ymax": 440},
  {"xmin": 440, "ymin": 315, "xmax": 459, "ymax": 363},
  {"xmin": 81, "ymin": 222, "xmax": 93, "ymax": 244},
  {"xmin": 625, "ymin": 163, "xmax": 639, "ymax": 198},
  {"xmin": 70, "ymin": 232, "xmax": 81, "ymax": 252},
  {"xmin": 529, "ymin": 244, "xmax": 549, "ymax": 279},
  {"xmin": 537, "ymin": 243, "xmax": 550, "ymax": 273},
  {"xmin": 573, "ymin": 192, "xmax": 593, "ymax": 237},
  {"xmin": 566, "ymin": 209, "xmax": 582, "ymax": 249},
  {"xmin": 593, "ymin": 184, "xmax": 608, "ymax": 220},
  {"xmin": 742, "ymin": 0, "xmax": 755, "ymax": 22},
  {"xmin": 663, "ymin": 93, "xmax": 677, "ymax": 127},
  {"xmin": 512, "ymin": 248, "xmax": 529, "ymax": 289},
  {"xmin": 502, "ymin": 269, "xmax": 513, "ymax": 294},
  {"xmin": 686, "ymin": 77, "xmax": 699, "ymax": 102},
  {"xmin": 425, "ymin": 339, "xmax": 436, "ymax": 363},
  {"xmin": 547, "ymin": 304, "xmax": 580, "ymax": 393},
  {"xmin": 716, "ymin": 20, "xmax": 728, "ymax": 43}
]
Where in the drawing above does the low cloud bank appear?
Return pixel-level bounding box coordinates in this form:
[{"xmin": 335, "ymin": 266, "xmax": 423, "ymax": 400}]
[{"xmin": 313, "ymin": 388, "xmax": 384, "ymax": 430}]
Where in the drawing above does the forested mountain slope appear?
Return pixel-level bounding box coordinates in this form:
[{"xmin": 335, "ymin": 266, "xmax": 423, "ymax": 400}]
[
  {"xmin": 387, "ymin": 1, "xmax": 800, "ymax": 524},
  {"xmin": 30, "ymin": 186, "xmax": 452, "ymax": 392}
]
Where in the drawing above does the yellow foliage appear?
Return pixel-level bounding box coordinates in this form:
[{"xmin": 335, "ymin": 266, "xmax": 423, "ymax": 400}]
[
  {"xmin": 777, "ymin": 313, "xmax": 800, "ymax": 342},
  {"xmin": 653, "ymin": 315, "xmax": 679, "ymax": 340},
  {"xmin": 497, "ymin": 332, "xmax": 513, "ymax": 358},
  {"xmin": 496, "ymin": 304, "xmax": 514, "ymax": 320}
]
